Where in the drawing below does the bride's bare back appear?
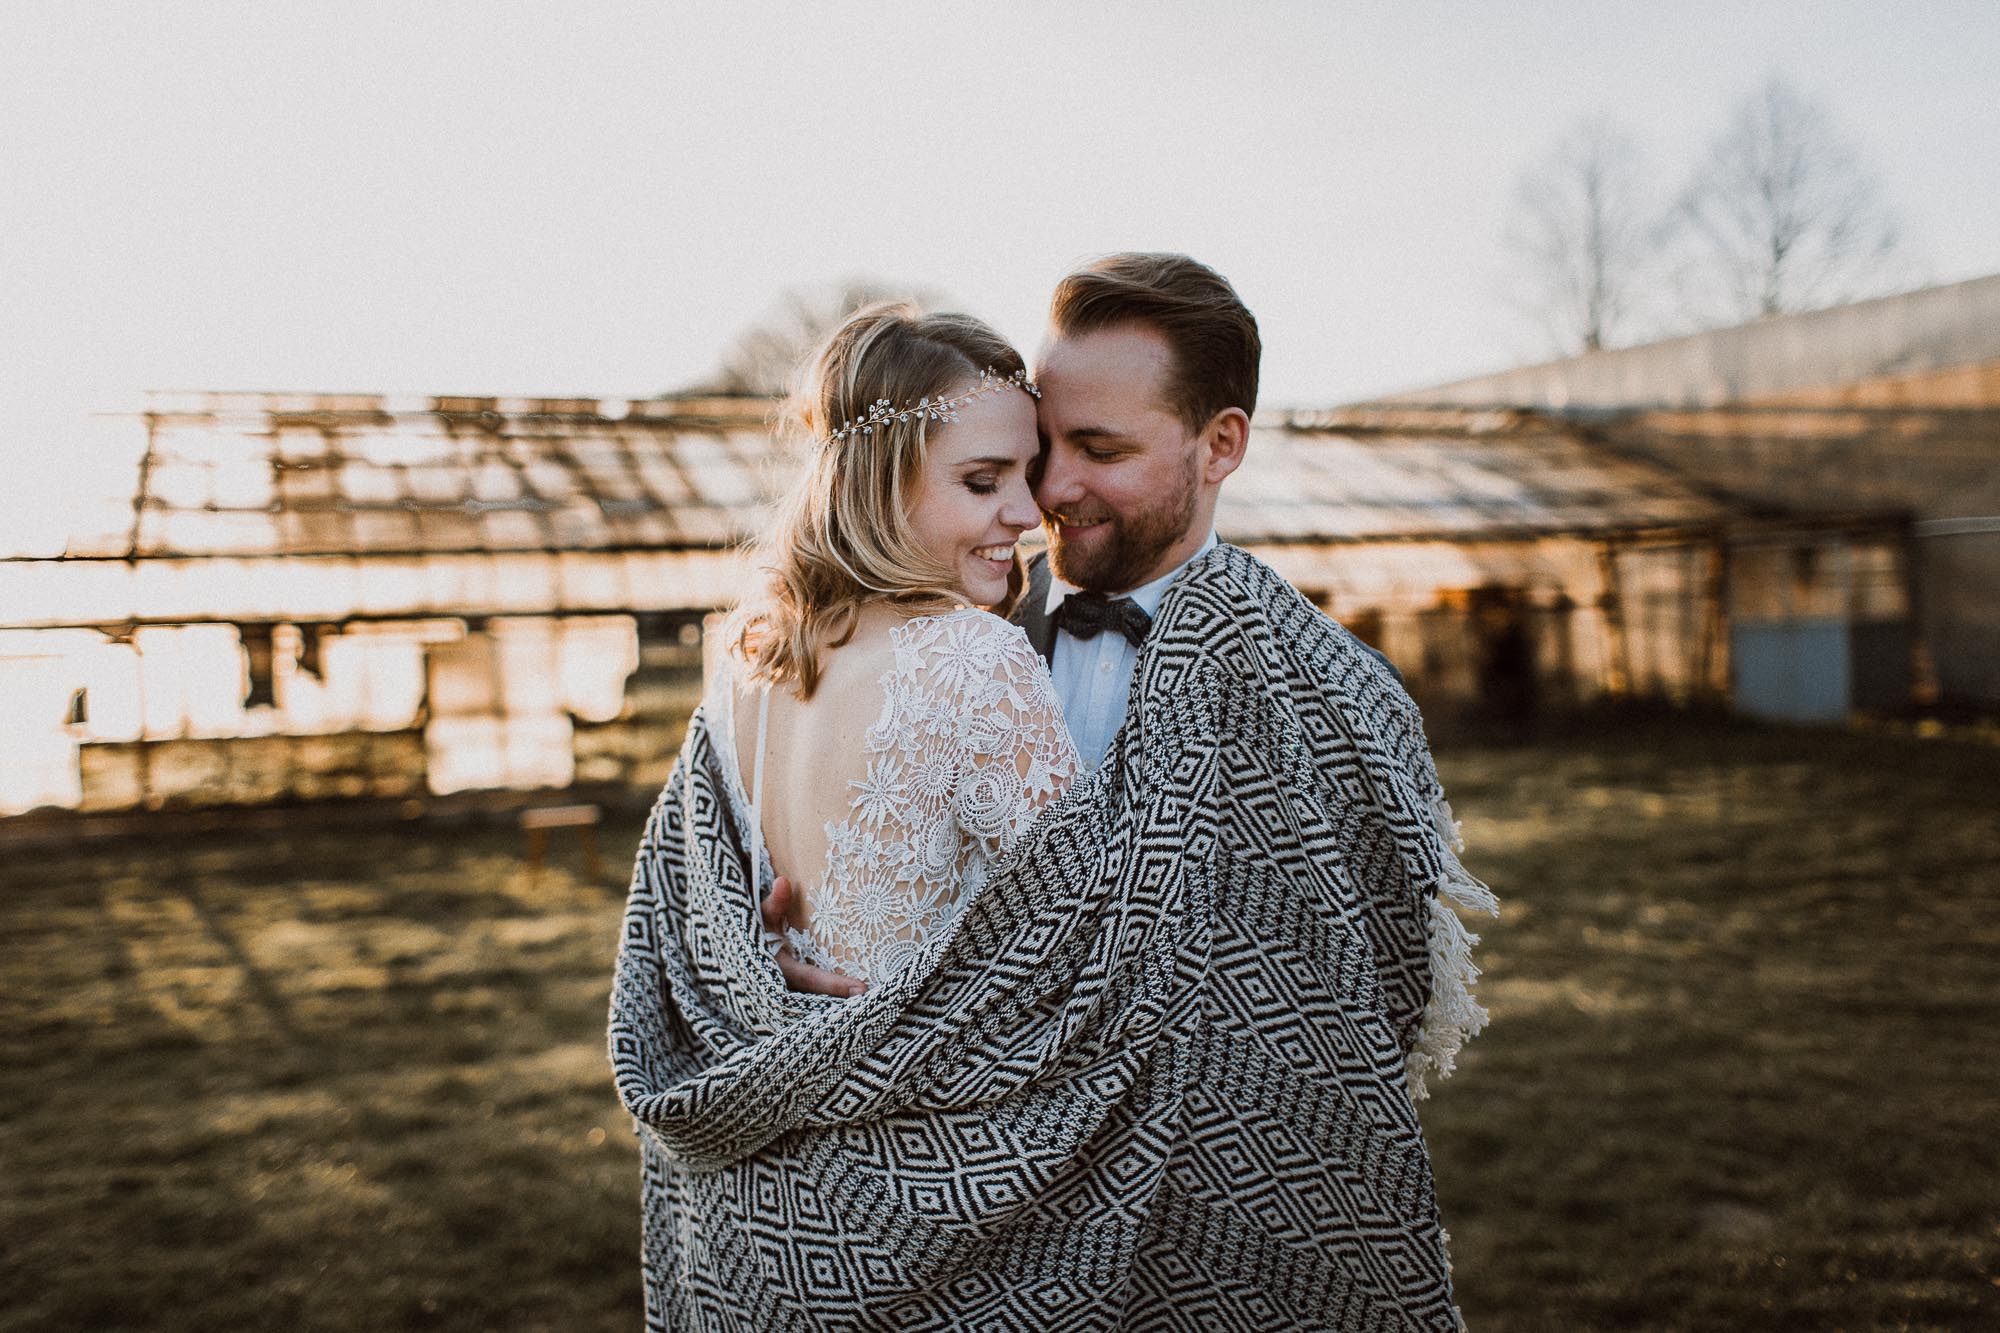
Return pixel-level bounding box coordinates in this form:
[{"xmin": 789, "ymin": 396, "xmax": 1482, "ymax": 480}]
[{"xmin": 721, "ymin": 602, "xmax": 1078, "ymax": 984}]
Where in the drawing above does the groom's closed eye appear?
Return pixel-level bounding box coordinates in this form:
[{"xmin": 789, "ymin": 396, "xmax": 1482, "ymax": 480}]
[{"xmin": 1066, "ymin": 428, "xmax": 1132, "ymax": 461}]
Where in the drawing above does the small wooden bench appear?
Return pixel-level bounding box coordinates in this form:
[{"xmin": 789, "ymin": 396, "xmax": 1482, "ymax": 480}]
[{"xmin": 520, "ymin": 803, "xmax": 605, "ymax": 881}]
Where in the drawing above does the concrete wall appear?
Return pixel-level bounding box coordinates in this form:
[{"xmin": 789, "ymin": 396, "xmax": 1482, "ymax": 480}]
[
  {"xmin": 1381, "ymin": 275, "xmax": 2000, "ymax": 409},
  {"xmin": 1259, "ymin": 530, "xmax": 1907, "ymax": 719},
  {"xmin": 0, "ymin": 613, "xmax": 700, "ymax": 815},
  {"xmin": 1751, "ymin": 361, "xmax": 2000, "ymax": 409},
  {"xmin": 1587, "ymin": 409, "xmax": 2000, "ymax": 706},
  {"xmin": 1589, "ymin": 408, "xmax": 2000, "ymax": 518},
  {"xmin": 76, "ymin": 731, "xmax": 428, "ymax": 810},
  {"xmin": 1363, "ymin": 279, "xmax": 2000, "ymax": 709},
  {"xmin": 0, "ymin": 523, "xmax": 1921, "ymax": 817}
]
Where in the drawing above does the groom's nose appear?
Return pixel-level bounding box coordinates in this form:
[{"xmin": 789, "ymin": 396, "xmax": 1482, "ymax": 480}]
[{"xmin": 1033, "ymin": 442, "xmax": 1086, "ymax": 511}]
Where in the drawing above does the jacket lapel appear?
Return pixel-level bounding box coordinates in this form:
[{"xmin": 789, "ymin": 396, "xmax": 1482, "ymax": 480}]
[{"xmin": 1010, "ymin": 550, "xmax": 1056, "ymax": 667}]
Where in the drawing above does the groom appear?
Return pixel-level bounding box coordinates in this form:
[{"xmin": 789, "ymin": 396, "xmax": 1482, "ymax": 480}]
[
  {"xmin": 740, "ymin": 253, "xmax": 1483, "ymax": 1327},
  {"xmin": 1011, "ymin": 253, "xmax": 1400, "ymax": 766}
]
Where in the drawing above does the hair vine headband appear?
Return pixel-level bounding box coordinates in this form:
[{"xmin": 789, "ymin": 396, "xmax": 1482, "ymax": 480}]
[{"xmin": 820, "ymin": 367, "xmax": 1040, "ymax": 450}]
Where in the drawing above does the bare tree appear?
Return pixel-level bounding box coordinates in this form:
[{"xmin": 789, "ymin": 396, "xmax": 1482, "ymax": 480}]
[
  {"xmin": 1669, "ymin": 76, "xmax": 1906, "ymax": 325},
  {"xmin": 1504, "ymin": 113, "xmax": 1660, "ymax": 354},
  {"xmin": 685, "ymin": 277, "xmax": 950, "ymax": 397}
]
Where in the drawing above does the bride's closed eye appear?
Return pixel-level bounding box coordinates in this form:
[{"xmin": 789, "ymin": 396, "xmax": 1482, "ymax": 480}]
[{"xmin": 963, "ymin": 472, "xmax": 999, "ymax": 495}]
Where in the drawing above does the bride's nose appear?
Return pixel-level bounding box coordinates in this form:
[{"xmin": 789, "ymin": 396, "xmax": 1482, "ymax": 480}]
[{"xmin": 998, "ymin": 487, "xmax": 1040, "ymax": 533}]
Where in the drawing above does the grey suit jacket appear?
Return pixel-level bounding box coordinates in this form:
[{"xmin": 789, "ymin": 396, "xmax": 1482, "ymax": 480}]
[{"xmin": 1009, "ymin": 550, "xmax": 1058, "ymax": 665}]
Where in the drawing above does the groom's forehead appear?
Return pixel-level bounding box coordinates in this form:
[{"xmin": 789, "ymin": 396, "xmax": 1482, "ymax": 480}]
[{"xmin": 1034, "ymin": 326, "xmax": 1175, "ymax": 417}]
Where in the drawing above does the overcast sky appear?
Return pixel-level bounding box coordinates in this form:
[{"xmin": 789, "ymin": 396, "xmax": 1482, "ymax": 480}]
[{"xmin": 3, "ymin": 0, "xmax": 1997, "ymax": 546}]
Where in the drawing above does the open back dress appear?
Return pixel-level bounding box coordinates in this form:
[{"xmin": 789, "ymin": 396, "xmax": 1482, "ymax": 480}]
[{"xmin": 710, "ymin": 606, "xmax": 1080, "ymax": 985}]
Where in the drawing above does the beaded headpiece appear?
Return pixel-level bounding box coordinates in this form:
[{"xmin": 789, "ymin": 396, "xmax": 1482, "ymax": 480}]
[{"xmin": 820, "ymin": 367, "xmax": 1040, "ymax": 450}]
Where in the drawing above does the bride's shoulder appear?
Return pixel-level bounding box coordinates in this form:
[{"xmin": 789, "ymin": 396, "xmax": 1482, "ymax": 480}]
[
  {"xmin": 895, "ymin": 604, "xmax": 1033, "ymax": 654},
  {"xmin": 700, "ymin": 650, "xmax": 751, "ymax": 732},
  {"xmin": 892, "ymin": 606, "xmax": 1042, "ymax": 685},
  {"xmin": 701, "ymin": 649, "xmax": 736, "ymax": 704}
]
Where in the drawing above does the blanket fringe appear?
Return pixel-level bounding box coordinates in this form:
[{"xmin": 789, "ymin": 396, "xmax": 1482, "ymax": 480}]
[{"xmin": 1406, "ymin": 799, "xmax": 1499, "ymax": 1101}]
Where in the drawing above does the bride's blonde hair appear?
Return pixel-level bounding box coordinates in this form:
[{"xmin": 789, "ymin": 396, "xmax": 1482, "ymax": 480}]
[{"xmin": 732, "ymin": 302, "xmax": 1030, "ymax": 698}]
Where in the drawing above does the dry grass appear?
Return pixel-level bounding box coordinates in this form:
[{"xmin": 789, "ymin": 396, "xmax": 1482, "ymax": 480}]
[
  {"xmin": 1426, "ymin": 715, "xmax": 2000, "ymax": 1330},
  {"xmin": 2, "ymin": 716, "xmax": 1996, "ymax": 1330},
  {"xmin": 0, "ymin": 822, "xmax": 641, "ymax": 1331}
]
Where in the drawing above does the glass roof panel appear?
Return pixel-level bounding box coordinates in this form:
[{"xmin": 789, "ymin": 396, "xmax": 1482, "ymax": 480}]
[
  {"xmin": 90, "ymin": 399, "xmax": 1753, "ymax": 568},
  {"xmin": 337, "ymin": 461, "xmax": 402, "ymax": 505}
]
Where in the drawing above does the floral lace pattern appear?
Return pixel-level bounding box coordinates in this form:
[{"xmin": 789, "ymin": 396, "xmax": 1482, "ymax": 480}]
[{"xmin": 724, "ymin": 608, "xmax": 1079, "ymax": 985}]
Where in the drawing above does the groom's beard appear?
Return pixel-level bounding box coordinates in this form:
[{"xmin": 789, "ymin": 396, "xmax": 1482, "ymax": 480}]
[{"xmin": 1043, "ymin": 454, "xmax": 1200, "ymax": 593}]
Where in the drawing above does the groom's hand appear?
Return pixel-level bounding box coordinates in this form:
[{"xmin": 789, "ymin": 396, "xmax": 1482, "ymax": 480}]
[{"xmin": 760, "ymin": 875, "xmax": 868, "ymax": 998}]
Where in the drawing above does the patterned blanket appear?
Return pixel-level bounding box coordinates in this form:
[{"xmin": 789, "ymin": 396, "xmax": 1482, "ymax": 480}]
[{"xmin": 608, "ymin": 544, "xmax": 1496, "ymax": 1331}]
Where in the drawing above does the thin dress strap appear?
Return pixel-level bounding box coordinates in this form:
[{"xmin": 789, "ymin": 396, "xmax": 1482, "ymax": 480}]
[{"xmin": 749, "ymin": 685, "xmax": 770, "ymax": 902}]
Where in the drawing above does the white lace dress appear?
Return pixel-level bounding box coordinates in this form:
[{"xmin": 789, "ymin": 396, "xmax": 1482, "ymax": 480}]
[{"xmin": 714, "ymin": 607, "xmax": 1081, "ymax": 986}]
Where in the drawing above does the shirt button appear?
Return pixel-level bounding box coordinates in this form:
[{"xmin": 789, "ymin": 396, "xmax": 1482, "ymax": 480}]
[{"xmin": 1100, "ymin": 662, "xmax": 1113, "ymax": 674}]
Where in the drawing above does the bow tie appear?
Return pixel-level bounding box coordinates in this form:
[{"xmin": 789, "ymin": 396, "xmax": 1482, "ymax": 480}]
[{"xmin": 1052, "ymin": 592, "xmax": 1153, "ymax": 648}]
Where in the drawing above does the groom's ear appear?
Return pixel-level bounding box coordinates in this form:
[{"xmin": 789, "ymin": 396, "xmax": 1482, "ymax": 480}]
[{"xmin": 1201, "ymin": 407, "xmax": 1250, "ymax": 485}]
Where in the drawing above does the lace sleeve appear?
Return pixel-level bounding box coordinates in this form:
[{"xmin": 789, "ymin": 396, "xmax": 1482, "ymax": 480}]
[{"xmin": 948, "ymin": 620, "xmax": 1081, "ymax": 859}]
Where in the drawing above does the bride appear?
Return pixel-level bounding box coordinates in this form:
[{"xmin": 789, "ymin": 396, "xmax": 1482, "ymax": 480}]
[{"xmin": 715, "ymin": 303, "xmax": 1079, "ymax": 995}]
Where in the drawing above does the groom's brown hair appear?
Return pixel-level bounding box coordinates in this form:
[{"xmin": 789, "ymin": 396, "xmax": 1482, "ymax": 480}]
[{"xmin": 1048, "ymin": 252, "xmax": 1260, "ymax": 434}]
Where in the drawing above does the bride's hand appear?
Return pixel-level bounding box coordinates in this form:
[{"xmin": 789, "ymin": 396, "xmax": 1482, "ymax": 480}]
[{"xmin": 760, "ymin": 875, "xmax": 868, "ymax": 998}]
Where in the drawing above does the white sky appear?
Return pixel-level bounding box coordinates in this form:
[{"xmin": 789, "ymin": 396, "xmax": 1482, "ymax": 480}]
[{"xmin": 3, "ymin": 0, "xmax": 1997, "ymax": 550}]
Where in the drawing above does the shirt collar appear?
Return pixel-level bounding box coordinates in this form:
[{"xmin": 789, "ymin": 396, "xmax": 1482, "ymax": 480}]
[{"xmin": 1046, "ymin": 528, "xmax": 1218, "ymax": 618}]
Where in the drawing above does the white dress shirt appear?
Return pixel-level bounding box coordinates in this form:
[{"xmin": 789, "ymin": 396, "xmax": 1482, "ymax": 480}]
[{"xmin": 1046, "ymin": 529, "xmax": 1217, "ymax": 771}]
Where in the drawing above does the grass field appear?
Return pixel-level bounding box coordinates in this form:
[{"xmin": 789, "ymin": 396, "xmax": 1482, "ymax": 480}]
[{"xmin": 3, "ymin": 716, "xmax": 1996, "ymax": 1330}]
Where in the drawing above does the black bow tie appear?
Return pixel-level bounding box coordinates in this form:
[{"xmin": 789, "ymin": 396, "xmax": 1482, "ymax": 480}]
[{"xmin": 1052, "ymin": 592, "xmax": 1153, "ymax": 648}]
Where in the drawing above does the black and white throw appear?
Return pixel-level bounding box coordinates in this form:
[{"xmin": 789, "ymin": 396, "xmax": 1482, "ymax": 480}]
[{"xmin": 608, "ymin": 544, "xmax": 1497, "ymax": 1331}]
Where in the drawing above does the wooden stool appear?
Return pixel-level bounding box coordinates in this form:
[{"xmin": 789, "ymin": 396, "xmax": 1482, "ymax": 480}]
[{"xmin": 521, "ymin": 803, "xmax": 605, "ymax": 882}]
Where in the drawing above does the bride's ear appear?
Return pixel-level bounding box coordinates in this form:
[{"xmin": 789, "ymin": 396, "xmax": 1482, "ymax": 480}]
[{"xmin": 1202, "ymin": 408, "xmax": 1250, "ymax": 484}]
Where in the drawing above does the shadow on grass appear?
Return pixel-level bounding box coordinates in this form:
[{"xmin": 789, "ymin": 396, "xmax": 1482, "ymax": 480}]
[
  {"xmin": 0, "ymin": 821, "xmax": 646, "ymax": 1332},
  {"xmin": 1426, "ymin": 714, "xmax": 2000, "ymax": 1330},
  {"xmin": 2, "ymin": 715, "xmax": 1996, "ymax": 1329}
]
